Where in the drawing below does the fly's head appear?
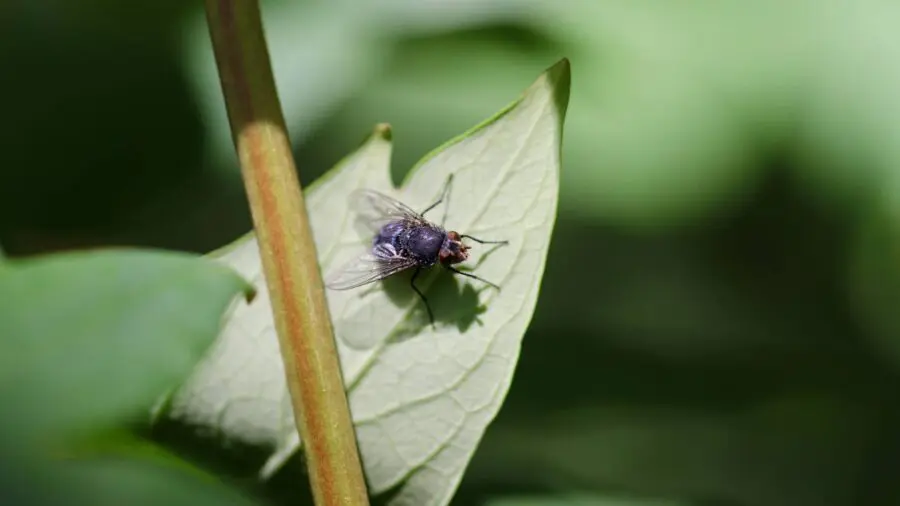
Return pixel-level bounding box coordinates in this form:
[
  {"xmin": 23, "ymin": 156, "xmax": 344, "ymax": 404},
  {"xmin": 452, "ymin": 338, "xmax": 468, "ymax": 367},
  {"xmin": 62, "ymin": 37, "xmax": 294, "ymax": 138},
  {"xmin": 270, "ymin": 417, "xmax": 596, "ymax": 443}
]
[{"xmin": 439, "ymin": 231, "xmax": 470, "ymax": 265}]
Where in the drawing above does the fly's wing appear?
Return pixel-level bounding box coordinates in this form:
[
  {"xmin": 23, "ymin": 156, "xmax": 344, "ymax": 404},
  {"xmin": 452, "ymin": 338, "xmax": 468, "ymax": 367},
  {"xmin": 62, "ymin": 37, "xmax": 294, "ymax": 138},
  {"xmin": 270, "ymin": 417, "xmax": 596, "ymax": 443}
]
[
  {"xmin": 327, "ymin": 189, "xmax": 430, "ymax": 289},
  {"xmin": 351, "ymin": 189, "xmax": 430, "ymax": 233},
  {"xmin": 324, "ymin": 243, "xmax": 417, "ymax": 290}
]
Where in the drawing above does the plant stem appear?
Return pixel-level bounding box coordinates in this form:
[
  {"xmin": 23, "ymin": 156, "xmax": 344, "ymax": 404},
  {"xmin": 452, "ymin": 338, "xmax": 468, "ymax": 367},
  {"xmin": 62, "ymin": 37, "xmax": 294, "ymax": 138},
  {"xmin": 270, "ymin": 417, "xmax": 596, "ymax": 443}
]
[{"xmin": 203, "ymin": 2, "xmax": 369, "ymax": 505}]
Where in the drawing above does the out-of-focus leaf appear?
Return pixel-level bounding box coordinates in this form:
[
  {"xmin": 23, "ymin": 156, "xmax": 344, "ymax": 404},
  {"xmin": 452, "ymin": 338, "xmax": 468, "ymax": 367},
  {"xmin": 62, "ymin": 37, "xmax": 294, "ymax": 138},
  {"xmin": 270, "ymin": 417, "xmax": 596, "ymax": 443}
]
[
  {"xmin": 56, "ymin": 456, "xmax": 257, "ymax": 506},
  {"xmin": 314, "ymin": 2, "xmax": 802, "ymax": 228},
  {"xmin": 467, "ymin": 394, "xmax": 874, "ymax": 506},
  {"xmin": 847, "ymin": 212, "xmax": 900, "ymax": 368},
  {"xmin": 0, "ymin": 454, "xmax": 258, "ymax": 506},
  {"xmin": 181, "ymin": 0, "xmax": 536, "ymax": 177},
  {"xmin": 485, "ymin": 494, "xmax": 692, "ymax": 506},
  {"xmin": 170, "ymin": 59, "xmax": 569, "ymax": 506},
  {"xmin": 796, "ymin": 1, "xmax": 900, "ymax": 210},
  {"xmin": 312, "ymin": 1, "xmax": 900, "ymax": 230},
  {"xmin": 0, "ymin": 249, "xmax": 253, "ymax": 442},
  {"xmin": 181, "ymin": 0, "xmax": 387, "ymax": 173}
]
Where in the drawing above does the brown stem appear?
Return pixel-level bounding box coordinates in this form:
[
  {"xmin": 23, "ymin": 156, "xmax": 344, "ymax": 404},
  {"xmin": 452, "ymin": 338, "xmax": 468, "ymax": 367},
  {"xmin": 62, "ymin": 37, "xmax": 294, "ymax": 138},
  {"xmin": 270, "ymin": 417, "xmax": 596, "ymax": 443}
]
[{"xmin": 203, "ymin": 1, "xmax": 369, "ymax": 504}]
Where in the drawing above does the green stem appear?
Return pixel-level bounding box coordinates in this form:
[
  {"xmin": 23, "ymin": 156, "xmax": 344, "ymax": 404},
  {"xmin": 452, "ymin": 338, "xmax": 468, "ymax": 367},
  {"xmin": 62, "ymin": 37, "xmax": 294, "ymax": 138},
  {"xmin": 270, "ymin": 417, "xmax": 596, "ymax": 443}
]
[{"xmin": 202, "ymin": 1, "xmax": 369, "ymax": 505}]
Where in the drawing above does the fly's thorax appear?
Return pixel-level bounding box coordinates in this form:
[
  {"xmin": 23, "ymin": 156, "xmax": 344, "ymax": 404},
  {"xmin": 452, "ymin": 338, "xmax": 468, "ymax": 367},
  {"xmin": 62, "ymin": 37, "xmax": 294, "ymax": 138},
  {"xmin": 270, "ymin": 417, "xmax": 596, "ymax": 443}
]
[
  {"xmin": 401, "ymin": 225, "xmax": 446, "ymax": 263},
  {"xmin": 439, "ymin": 231, "xmax": 469, "ymax": 265}
]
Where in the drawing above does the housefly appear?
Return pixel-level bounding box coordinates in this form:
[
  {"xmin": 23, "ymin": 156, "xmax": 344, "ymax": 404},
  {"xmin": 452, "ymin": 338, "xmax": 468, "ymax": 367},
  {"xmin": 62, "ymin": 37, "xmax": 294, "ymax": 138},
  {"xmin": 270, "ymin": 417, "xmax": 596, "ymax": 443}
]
[{"xmin": 324, "ymin": 174, "xmax": 508, "ymax": 326}]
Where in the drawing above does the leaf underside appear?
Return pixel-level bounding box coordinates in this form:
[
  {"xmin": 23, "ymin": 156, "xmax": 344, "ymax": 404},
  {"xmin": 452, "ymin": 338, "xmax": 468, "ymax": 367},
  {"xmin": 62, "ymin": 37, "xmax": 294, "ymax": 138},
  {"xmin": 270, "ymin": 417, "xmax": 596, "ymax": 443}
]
[{"xmin": 169, "ymin": 58, "xmax": 570, "ymax": 506}]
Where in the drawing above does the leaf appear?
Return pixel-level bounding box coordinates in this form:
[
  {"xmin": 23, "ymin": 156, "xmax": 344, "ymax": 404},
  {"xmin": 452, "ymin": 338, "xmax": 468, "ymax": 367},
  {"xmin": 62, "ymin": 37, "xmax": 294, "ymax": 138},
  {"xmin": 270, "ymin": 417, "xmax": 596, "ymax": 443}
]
[
  {"xmin": 472, "ymin": 398, "xmax": 872, "ymax": 506},
  {"xmin": 0, "ymin": 249, "xmax": 253, "ymax": 442},
  {"xmin": 1, "ymin": 454, "xmax": 259, "ymax": 506},
  {"xmin": 55, "ymin": 456, "xmax": 258, "ymax": 506},
  {"xmin": 485, "ymin": 495, "xmax": 693, "ymax": 506},
  {"xmin": 169, "ymin": 59, "xmax": 569, "ymax": 505}
]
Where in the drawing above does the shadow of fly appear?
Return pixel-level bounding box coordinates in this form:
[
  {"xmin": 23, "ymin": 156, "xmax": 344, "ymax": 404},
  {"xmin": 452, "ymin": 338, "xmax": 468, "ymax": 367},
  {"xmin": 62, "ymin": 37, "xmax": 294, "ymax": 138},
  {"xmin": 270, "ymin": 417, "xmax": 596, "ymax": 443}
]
[{"xmin": 324, "ymin": 174, "xmax": 508, "ymax": 327}]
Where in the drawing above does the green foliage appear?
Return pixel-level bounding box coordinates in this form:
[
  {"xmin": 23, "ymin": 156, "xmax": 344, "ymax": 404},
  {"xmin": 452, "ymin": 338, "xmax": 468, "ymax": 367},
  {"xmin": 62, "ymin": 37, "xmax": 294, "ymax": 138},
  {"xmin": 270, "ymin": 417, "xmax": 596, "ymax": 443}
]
[
  {"xmin": 0, "ymin": 250, "xmax": 255, "ymax": 505},
  {"xmin": 5, "ymin": 0, "xmax": 900, "ymax": 505},
  {"xmin": 485, "ymin": 495, "xmax": 691, "ymax": 506}
]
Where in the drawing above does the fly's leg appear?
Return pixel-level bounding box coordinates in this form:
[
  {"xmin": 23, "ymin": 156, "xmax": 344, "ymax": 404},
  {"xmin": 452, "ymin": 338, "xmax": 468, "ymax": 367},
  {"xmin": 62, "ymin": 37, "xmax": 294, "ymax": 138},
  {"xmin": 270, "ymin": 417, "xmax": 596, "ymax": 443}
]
[
  {"xmin": 460, "ymin": 234, "xmax": 509, "ymax": 246},
  {"xmin": 420, "ymin": 174, "xmax": 454, "ymax": 227},
  {"xmin": 446, "ymin": 266, "xmax": 502, "ymax": 291},
  {"xmin": 410, "ymin": 267, "xmax": 435, "ymax": 327},
  {"xmin": 439, "ymin": 174, "xmax": 453, "ymax": 227}
]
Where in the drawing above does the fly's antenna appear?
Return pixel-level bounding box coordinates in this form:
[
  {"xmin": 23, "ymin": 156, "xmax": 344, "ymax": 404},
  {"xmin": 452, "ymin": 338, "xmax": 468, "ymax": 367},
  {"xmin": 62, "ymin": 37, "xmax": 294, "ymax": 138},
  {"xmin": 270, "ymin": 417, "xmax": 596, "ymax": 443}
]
[{"xmin": 440, "ymin": 174, "xmax": 453, "ymax": 227}]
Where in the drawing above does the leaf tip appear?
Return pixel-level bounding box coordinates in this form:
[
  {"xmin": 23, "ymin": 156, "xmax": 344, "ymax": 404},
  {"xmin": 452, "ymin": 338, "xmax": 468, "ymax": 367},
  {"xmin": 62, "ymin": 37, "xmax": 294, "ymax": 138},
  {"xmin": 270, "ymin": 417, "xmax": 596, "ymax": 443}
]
[
  {"xmin": 373, "ymin": 122, "xmax": 393, "ymax": 142},
  {"xmin": 551, "ymin": 57, "xmax": 571, "ymax": 73},
  {"xmin": 545, "ymin": 57, "xmax": 571, "ymax": 119}
]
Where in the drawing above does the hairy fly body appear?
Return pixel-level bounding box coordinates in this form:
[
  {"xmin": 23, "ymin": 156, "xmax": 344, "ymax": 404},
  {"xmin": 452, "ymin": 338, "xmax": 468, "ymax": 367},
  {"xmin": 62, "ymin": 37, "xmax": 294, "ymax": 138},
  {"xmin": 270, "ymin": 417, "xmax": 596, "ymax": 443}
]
[{"xmin": 324, "ymin": 174, "xmax": 508, "ymax": 326}]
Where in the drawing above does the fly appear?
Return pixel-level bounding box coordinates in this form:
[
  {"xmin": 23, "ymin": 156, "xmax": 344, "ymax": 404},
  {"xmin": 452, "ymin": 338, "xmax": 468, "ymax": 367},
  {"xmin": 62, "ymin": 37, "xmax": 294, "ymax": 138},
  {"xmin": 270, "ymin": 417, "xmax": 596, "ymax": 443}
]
[{"xmin": 324, "ymin": 174, "xmax": 508, "ymax": 326}]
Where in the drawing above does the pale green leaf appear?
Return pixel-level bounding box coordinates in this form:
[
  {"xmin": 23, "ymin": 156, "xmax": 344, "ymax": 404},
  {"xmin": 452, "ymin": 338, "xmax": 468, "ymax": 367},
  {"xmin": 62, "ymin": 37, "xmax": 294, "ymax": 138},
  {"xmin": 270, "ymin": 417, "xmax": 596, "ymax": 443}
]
[{"xmin": 170, "ymin": 59, "xmax": 569, "ymax": 505}]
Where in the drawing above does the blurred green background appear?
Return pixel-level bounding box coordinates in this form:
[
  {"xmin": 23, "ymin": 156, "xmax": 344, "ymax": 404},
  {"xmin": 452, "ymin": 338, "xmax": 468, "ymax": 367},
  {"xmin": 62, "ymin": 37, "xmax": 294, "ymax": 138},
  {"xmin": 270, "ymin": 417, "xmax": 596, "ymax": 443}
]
[{"xmin": 4, "ymin": 0, "xmax": 900, "ymax": 505}]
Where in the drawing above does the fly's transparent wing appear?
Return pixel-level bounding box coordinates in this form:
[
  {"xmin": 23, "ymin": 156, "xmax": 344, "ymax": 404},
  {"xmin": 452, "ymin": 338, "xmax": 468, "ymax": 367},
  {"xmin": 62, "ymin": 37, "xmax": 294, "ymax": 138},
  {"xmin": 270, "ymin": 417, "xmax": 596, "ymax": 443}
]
[
  {"xmin": 352, "ymin": 189, "xmax": 429, "ymax": 233},
  {"xmin": 327, "ymin": 191, "xmax": 424, "ymax": 290},
  {"xmin": 325, "ymin": 244, "xmax": 417, "ymax": 290}
]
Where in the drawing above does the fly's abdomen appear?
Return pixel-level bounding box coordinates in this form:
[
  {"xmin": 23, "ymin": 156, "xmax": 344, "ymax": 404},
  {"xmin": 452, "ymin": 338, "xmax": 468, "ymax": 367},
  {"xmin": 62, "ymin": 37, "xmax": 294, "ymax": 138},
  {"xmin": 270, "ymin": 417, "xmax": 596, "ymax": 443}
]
[{"xmin": 374, "ymin": 221, "xmax": 405, "ymax": 250}]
